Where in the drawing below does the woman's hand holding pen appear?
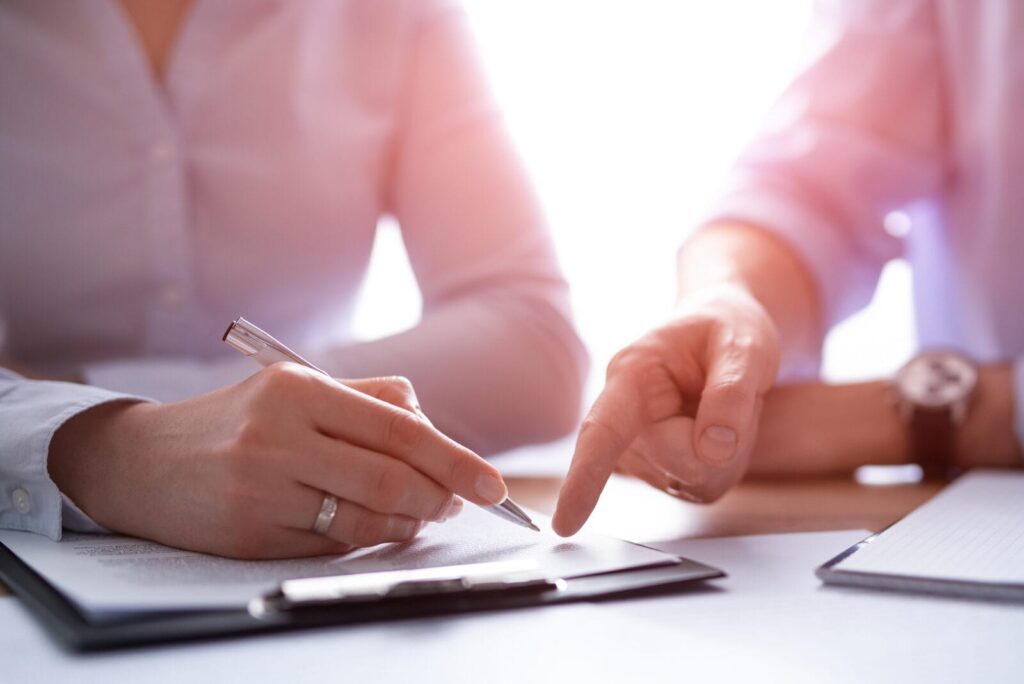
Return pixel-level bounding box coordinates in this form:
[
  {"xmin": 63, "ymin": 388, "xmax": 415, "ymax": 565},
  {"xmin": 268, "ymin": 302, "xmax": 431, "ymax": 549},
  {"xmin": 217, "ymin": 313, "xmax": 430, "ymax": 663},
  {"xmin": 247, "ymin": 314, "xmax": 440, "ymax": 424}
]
[{"xmin": 48, "ymin": 363, "xmax": 510, "ymax": 559}]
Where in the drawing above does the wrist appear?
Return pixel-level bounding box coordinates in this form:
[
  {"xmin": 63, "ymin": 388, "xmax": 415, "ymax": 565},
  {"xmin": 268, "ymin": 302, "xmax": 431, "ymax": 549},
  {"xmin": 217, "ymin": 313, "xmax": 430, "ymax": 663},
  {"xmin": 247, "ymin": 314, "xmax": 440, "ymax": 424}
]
[
  {"xmin": 957, "ymin": 364, "xmax": 1021, "ymax": 468},
  {"xmin": 48, "ymin": 400, "xmax": 154, "ymax": 530}
]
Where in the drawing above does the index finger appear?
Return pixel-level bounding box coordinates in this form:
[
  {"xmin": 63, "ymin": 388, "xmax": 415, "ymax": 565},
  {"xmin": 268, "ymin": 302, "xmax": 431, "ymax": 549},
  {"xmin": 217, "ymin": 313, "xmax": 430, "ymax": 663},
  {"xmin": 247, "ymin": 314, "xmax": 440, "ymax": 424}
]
[
  {"xmin": 342, "ymin": 376, "xmax": 431, "ymax": 423},
  {"xmin": 551, "ymin": 372, "xmax": 645, "ymax": 537},
  {"xmin": 305, "ymin": 377, "xmax": 508, "ymax": 507}
]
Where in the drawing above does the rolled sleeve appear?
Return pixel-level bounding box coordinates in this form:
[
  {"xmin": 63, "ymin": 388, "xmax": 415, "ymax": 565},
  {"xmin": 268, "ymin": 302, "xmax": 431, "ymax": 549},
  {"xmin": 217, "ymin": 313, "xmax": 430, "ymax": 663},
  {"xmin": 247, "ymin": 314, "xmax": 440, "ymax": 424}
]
[
  {"xmin": 706, "ymin": 179, "xmax": 887, "ymax": 328},
  {"xmin": 699, "ymin": 0, "xmax": 948, "ymax": 329},
  {"xmin": 0, "ymin": 371, "xmax": 147, "ymax": 539}
]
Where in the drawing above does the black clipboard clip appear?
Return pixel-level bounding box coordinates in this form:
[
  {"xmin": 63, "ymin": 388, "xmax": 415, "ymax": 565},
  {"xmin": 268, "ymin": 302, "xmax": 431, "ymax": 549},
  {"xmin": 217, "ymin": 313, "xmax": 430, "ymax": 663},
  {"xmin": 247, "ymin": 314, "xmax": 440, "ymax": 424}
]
[{"xmin": 248, "ymin": 560, "xmax": 565, "ymax": 618}]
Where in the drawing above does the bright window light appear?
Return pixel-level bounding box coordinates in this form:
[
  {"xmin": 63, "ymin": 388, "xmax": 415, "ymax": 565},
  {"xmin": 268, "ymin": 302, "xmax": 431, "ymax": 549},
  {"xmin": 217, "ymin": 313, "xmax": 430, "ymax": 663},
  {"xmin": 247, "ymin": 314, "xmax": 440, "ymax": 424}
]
[{"xmin": 351, "ymin": 1, "xmax": 915, "ymax": 386}]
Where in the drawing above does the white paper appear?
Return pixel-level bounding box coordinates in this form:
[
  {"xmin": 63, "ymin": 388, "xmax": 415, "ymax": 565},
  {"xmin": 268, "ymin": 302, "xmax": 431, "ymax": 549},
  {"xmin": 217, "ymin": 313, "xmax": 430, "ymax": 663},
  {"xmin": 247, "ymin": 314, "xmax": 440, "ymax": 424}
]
[
  {"xmin": 834, "ymin": 469, "xmax": 1024, "ymax": 583},
  {"xmin": 0, "ymin": 504, "xmax": 672, "ymax": 612}
]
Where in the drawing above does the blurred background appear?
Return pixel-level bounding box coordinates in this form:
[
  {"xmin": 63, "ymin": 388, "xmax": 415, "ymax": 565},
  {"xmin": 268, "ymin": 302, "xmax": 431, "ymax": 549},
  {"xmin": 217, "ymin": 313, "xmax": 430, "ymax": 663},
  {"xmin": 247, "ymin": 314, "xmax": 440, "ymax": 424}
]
[{"xmin": 352, "ymin": 1, "xmax": 916, "ymax": 392}]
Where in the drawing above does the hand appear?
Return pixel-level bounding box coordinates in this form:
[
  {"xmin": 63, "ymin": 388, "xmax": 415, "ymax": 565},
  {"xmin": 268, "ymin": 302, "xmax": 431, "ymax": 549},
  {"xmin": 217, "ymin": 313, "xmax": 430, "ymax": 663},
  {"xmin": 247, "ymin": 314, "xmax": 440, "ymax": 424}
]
[
  {"xmin": 48, "ymin": 364, "xmax": 509, "ymax": 559},
  {"xmin": 552, "ymin": 285, "xmax": 781, "ymax": 536}
]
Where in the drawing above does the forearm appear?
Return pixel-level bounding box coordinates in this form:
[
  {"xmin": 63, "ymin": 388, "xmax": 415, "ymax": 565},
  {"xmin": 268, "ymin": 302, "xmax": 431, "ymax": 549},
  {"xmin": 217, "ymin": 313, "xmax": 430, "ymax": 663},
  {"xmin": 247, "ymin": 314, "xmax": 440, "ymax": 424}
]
[
  {"xmin": 748, "ymin": 364, "xmax": 1021, "ymax": 477},
  {"xmin": 749, "ymin": 379, "xmax": 906, "ymax": 477},
  {"xmin": 677, "ymin": 222, "xmax": 822, "ymax": 376},
  {"xmin": 313, "ymin": 294, "xmax": 588, "ymax": 456},
  {"xmin": 0, "ymin": 370, "xmax": 147, "ymax": 538}
]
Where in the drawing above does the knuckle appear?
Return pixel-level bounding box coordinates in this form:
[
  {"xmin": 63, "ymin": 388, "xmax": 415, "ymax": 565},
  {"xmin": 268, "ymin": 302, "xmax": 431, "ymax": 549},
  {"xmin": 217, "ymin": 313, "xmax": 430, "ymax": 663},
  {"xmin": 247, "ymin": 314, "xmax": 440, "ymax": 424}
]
[
  {"xmin": 704, "ymin": 379, "xmax": 755, "ymax": 409},
  {"xmin": 233, "ymin": 416, "xmax": 269, "ymax": 450},
  {"xmin": 253, "ymin": 362, "xmax": 313, "ymax": 398},
  {"xmin": 441, "ymin": 449, "xmax": 467, "ymax": 490},
  {"xmin": 383, "ymin": 409, "xmax": 426, "ymax": 456},
  {"xmin": 397, "ymin": 520, "xmax": 423, "ymax": 542},
  {"xmin": 580, "ymin": 416, "xmax": 632, "ymax": 455},
  {"xmin": 375, "ymin": 376, "xmax": 419, "ymax": 411},
  {"xmin": 372, "ymin": 465, "xmax": 409, "ymax": 512},
  {"xmin": 430, "ymin": 493, "xmax": 454, "ymax": 521},
  {"xmin": 606, "ymin": 344, "xmax": 651, "ymax": 378},
  {"xmin": 385, "ymin": 375, "xmax": 415, "ymax": 394},
  {"xmin": 725, "ymin": 331, "xmax": 758, "ymax": 356},
  {"xmin": 350, "ymin": 514, "xmax": 388, "ymax": 547}
]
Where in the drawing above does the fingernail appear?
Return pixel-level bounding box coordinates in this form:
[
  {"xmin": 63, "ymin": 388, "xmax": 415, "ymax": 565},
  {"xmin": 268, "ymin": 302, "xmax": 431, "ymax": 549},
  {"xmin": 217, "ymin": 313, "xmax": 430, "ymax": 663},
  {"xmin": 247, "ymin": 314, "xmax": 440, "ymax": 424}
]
[
  {"xmin": 444, "ymin": 497, "xmax": 464, "ymax": 521},
  {"xmin": 474, "ymin": 474, "xmax": 508, "ymax": 504},
  {"xmin": 698, "ymin": 425, "xmax": 738, "ymax": 464}
]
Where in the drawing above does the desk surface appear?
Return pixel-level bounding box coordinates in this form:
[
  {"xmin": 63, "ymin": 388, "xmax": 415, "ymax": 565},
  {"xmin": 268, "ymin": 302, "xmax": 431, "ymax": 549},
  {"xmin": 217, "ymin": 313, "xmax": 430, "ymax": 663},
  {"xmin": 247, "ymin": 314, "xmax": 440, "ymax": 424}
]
[
  {"xmin": 510, "ymin": 473, "xmax": 942, "ymax": 543},
  {"xmin": 8, "ymin": 474, "xmax": 1019, "ymax": 684},
  {"xmin": 0, "ymin": 473, "xmax": 939, "ymax": 597}
]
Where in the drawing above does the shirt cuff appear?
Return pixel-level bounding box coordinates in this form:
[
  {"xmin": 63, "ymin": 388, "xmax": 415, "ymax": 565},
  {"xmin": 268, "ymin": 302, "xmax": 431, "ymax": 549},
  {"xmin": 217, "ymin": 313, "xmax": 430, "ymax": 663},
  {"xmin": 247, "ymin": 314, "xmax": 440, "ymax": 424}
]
[
  {"xmin": 0, "ymin": 379, "xmax": 147, "ymax": 540},
  {"xmin": 700, "ymin": 179, "xmax": 884, "ymax": 330}
]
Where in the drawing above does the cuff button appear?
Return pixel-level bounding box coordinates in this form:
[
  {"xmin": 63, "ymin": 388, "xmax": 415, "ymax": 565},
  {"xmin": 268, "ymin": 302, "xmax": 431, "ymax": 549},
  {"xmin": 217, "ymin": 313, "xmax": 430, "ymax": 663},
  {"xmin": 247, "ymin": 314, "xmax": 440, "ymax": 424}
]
[{"xmin": 12, "ymin": 487, "xmax": 32, "ymax": 514}]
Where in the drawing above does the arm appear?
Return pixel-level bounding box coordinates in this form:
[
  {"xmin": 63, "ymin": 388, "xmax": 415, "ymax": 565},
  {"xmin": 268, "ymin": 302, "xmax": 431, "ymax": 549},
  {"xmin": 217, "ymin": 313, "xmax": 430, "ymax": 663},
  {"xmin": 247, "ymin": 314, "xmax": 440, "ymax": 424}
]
[
  {"xmin": 676, "ymin": 223, "xmax": 821, "ymax": 379},
  {"xmin": 749, "ymin": 365, "xmax": 1021, "ymax": 476},
  {"xmin": 1, "ymin": 363, "xmax": 508, "ymax": 553},
  {"xmin": 553, "ymin": 0, "xmax": 948, "ymax": 534},
  {"xmin": 0, "ymin": 368, "xmax": 144, "ymax": 539},
  {"xmin": 82, "ymin": 3, "xmax": 587, "ymax": 456},
  {"xmin": 312, "ymin": 3, "xmax": 588, "ymax": 455}
]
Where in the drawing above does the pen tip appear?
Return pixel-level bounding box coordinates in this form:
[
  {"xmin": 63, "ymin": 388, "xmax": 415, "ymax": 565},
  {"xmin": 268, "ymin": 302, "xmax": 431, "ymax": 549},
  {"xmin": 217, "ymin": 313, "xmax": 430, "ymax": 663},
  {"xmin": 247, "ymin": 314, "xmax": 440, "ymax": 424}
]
[{"xmin": 528, "ymin": 522, "xmax": 541, "ymax": 532}]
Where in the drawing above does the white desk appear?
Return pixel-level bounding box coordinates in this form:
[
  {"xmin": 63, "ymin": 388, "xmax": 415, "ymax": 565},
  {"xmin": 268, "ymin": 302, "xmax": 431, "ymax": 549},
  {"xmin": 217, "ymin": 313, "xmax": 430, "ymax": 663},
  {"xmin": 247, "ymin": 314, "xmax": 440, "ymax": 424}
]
[{"xmin": 2, "ymin": 472, "xmax": 1021, "ymax": 682}]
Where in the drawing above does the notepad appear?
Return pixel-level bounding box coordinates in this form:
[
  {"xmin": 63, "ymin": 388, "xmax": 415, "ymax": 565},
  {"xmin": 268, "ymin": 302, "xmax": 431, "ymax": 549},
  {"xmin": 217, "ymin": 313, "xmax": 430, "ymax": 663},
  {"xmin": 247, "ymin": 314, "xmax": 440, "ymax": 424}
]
[{"xmin": 817, "ymin": 469, "xmax": 1024, "ymax": 600}]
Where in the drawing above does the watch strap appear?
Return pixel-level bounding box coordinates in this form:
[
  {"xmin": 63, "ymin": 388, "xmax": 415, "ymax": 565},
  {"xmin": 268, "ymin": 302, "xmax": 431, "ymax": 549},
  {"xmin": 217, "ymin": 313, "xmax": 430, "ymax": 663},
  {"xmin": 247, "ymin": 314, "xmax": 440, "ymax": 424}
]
[{"xmin": 909, "ymin": 406, "xmax": 960, "ymax": 481}]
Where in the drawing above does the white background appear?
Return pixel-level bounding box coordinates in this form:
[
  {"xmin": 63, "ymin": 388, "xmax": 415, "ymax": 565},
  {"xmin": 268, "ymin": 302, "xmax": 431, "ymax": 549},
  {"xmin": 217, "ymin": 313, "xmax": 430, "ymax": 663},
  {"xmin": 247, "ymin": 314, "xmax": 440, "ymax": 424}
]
[{"xmin": 351, "ymin": 1, "xmax": 917, "ymax": 388}]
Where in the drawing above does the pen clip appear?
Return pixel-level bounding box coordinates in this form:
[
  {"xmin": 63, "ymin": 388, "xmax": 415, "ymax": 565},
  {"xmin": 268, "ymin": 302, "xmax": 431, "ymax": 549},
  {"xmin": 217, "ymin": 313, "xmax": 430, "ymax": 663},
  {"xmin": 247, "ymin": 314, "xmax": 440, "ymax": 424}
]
[{"xmin": 248, "ymin": 560, "xmax": 564, "ymax": 618}]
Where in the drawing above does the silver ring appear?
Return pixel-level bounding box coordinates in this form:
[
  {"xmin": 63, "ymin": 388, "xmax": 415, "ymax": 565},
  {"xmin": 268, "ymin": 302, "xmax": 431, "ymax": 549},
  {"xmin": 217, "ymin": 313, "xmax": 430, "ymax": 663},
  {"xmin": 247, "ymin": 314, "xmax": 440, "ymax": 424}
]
[{"xmin": 312, "ymin": 494, "xmax": 339, "ymax": 535}]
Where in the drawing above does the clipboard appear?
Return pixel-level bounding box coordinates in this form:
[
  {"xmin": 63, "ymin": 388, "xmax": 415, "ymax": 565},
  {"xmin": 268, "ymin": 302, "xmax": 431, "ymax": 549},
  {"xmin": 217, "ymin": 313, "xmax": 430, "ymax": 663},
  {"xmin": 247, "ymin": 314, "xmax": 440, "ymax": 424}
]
[{"xmin": 0, "ymin": 541, "xmax": 724, "ymax": 652}]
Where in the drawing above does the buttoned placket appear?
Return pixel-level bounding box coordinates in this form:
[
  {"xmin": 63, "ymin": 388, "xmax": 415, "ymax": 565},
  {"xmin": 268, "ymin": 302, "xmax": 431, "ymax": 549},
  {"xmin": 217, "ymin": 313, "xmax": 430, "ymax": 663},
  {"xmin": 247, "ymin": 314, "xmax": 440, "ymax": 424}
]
[{"xmin": 94, "ymin": 0, "xmax": 207, "ymax": 358}]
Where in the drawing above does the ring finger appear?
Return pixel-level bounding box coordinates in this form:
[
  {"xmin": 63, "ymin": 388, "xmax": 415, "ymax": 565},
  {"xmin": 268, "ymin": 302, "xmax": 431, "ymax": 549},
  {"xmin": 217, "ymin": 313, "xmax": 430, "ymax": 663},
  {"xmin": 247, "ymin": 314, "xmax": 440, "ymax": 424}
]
[{"xmin": 292, "ymin": 484, "xmax": 427, "ymax": 548}]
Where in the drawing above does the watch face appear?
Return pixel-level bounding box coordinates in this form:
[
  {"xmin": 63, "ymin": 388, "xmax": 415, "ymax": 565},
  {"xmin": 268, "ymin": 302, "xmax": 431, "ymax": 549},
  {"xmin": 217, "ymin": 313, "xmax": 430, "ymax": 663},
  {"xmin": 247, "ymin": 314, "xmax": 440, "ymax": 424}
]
[{"xmin": 896, "ymin": 350, "xmax": 978, "ymax": 408}]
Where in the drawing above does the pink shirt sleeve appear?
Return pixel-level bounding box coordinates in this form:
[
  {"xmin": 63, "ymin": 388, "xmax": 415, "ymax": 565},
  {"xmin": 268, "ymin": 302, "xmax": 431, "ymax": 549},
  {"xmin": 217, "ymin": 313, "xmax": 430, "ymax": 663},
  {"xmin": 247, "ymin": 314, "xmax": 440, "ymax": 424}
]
[
  {"xmin": 702, "ymin": 0, "xmax": 949, "ymax": 328},
  {"xmin": 311, "ymin": 3, "xmax": 589, "ymax": 454}
]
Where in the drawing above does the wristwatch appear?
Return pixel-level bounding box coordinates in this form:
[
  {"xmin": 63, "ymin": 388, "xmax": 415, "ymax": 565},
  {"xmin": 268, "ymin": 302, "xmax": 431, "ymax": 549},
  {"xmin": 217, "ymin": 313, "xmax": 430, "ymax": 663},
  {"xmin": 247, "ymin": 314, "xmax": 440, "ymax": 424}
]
[{"xmin": 892, "ymin": 350, "xmax": 978, "ymax": 480}]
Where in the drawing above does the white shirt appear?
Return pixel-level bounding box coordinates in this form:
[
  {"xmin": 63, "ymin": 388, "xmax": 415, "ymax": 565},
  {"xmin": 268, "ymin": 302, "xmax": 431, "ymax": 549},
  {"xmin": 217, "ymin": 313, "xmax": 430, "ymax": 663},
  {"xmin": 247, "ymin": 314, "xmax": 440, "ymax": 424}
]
[{"xmin": 0, "ymin": 0, "xmax": 587, "ymax": 539}]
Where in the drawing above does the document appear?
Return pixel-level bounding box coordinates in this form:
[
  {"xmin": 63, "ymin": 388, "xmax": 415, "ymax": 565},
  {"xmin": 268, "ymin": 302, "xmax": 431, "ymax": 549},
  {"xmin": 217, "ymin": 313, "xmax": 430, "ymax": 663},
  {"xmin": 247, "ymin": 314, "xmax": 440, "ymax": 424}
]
[
  {"xmin": 829, "ymin": 469, "xmax": 1024, "ymax": 583},
  {"xmin": 0, "ymin": 504, "xmax": 673, "ymax": 613}
]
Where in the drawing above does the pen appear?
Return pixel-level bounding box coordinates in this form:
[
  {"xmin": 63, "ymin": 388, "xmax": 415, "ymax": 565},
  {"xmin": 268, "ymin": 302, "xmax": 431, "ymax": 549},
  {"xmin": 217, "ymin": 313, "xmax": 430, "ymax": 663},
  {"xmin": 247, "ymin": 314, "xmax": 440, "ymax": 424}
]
[{"xmin": 223, "ymin": 316, "xmax": 540, "ymax": 532}]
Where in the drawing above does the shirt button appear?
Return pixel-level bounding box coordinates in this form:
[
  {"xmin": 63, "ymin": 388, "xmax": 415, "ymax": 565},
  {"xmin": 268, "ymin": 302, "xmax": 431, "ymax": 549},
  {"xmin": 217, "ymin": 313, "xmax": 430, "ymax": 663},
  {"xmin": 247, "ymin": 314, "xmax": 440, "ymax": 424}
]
[
  {"xmin": 12, "ymin": 488, "xmax": 32, "ymax": 515},
  {"xmin": 150, "ymin": 141, "xmax": 177, "ymax": 164}
]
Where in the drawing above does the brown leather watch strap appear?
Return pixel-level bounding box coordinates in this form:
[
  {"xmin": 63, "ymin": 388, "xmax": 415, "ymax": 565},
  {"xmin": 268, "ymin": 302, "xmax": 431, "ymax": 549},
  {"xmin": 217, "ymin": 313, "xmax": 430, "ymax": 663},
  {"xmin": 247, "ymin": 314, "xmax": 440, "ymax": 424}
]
[{"xmin": 909, "ymin": 406, "xmax": 960, "ymax": 481}]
